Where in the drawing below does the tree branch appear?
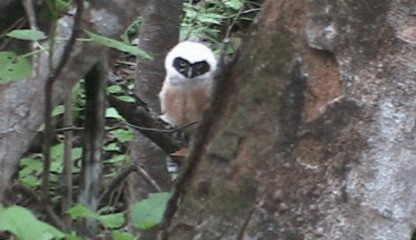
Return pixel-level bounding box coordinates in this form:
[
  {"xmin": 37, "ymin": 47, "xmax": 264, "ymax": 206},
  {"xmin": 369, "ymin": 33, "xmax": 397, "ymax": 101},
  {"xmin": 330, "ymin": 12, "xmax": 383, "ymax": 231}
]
[{"xmin": 107, "ymin": 94, "xmax": 184, "ymax": 155}]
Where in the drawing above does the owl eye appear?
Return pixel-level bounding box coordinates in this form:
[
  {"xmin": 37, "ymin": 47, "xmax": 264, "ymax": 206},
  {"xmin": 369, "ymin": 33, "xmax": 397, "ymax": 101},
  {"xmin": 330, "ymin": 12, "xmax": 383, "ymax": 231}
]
[{"xmin": 180, "ymin": 60, "xmax": 188, "ymax": 67}]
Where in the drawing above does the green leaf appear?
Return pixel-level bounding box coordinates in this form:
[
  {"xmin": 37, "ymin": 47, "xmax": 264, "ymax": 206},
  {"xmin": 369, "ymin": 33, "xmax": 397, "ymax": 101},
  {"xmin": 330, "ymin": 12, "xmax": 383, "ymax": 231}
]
[
  {"xmin": 20, "ymin": 157, "xmax": 43, "ymax": 172},
  {"xmin": 72, "ymin": 147, "xmax": 83, "ymax": 160},
  {"xmin": 107, "ymin": 85, "xmax": 123, "ymax": 94},
  {"xmin": 20, "ymin": 175, "xmax": 40, "ymax": 187},
  {"xmin": 98, "ymin": 212, "xmax": 125, "ymax": 229},
  {"xmin": 112, "ymin": 128, "xmax": 133, "ymax": 143},
  {"xmin": 115, "ymin": 95, "xmax": 136, "ymax": 103},
  {"xmin": 51, "ymin": 143, "xmax": 64, "ymax": 161},
  {"xmin": 106, "ymin": 107, "xmax": 124, "ymax": 120},
  {"xmin": 225, "ymin": 0, "xmax": 244, "ymax": 10},
  {"xmin": 131, "ymin": 192, "xmax": 170, "ymax": 230},
  {"xmin": 0, "ymin": 51, "xmax": 32, "ymax": 84},
  {"xmin": 6, "ymin": 29, "xmax": 47, "ymax": 41},
  {"xmin": 104, "ymin": 154, "xmax": 126, "ymax": 165},
  {"xmin": 112, "ymin": 231, "xmax": 136, "ymax": 240},
  {"xmin": 67, "ymin": 204, "xmax": 99, "ymax": 219},
  {"xmin": 0, "ymin": 205, "xmax": 65, "ymax": 240},
  {"xmin": 85, "ymin": 30, "xmax": 152, "ymax": 59},
  {"xmin": 104, "ymin": 142, "xmax": 120, "ymax": 151},
  {"xmin": 52, "ymin": 105, "xmax": 64, "ymax": 116}
]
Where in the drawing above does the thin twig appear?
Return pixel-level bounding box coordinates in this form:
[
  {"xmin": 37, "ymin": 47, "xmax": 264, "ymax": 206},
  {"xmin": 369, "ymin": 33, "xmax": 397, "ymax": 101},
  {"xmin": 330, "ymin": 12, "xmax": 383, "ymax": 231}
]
[
  {"xmin": 42, "ymin": 0, "xmax": 84, "ymax": 205},
  {"xmin": 134, "ymin": 163, "xmax": 162, "ymax": 192},
  {"xmin": 124, "ymin": 120, "xmax": 198, "ymax": 133},
  {"xmin": 56, "ymin": 125, "xmax": 84, "ymax": 132},
  {"xmin": 225, "ymin": 6, "xmax": 244, "ymax": 39},
  {"xmin": 62, "ymin": 90, "xmax": 73, "ymax": 230},
  {"xmin": 56, "ymin": 120, "xmax": 197, "ymax": 133},
  {"xmin": 99, "ymin": 164, "xmax": 136, "ymax": 202},
  {"xmin": 0, "ymin": 17, "xmax": 27, "ymax": 50},
  {"xmin": 237, "ymin": 192, "xmax": 265, "ymax": 240}
]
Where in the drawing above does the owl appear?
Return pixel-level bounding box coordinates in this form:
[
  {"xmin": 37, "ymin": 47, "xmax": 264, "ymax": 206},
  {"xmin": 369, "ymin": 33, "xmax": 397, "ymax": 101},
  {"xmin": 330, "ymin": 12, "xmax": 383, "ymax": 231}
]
[{"xmin": 159, "ymin": 41, "xmax": 217, "ymax": 131}]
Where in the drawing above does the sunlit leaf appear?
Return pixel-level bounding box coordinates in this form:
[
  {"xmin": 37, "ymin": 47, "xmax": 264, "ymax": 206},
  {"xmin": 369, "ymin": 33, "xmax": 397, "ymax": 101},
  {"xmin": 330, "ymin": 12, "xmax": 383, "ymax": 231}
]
[
  {"xmin": 104, "ymin": 142, "xmax": 120, "ymax": 151},
  {"xmin": 52, "ymin": 105, "xmax": 64, "ymax": 117},
  {"xmin": 67, "ymin": 204, "xmax": 99, "ymax": 219},
  {"xmin": 0, "ymin": 51, "xmax": 32, "ymax": 84},
  {"xmin": 98, "ymin": 212, "xmax": 125, "ymax": 229},
  {"xmin": 112, "ymin": 231, "xmax": 135, "ymax": 240},
  {"xmin": 106, "ymin": 107, "xmax": 124, "ymax": 120},
  {"xmin": 0, "ymin": 205, "xmax": 65, "ymax": 240},
  {"xmin": 225, "ymin": 0, "xmax": 244, "ymax": 10},
  {"xmin": 115, "ymin": 95, "xmax": 135, "ymax": 103},
  {"xmin": 112, "ymin": 129, "xmax": 133, "ymax": 143},
  {"xmin": 85, "ymin": 30, "xmax": 152, "ymax": 59},
  {"xmin": 6, "ymin": 29, "xmax": 47, "ymax": 41},
  {"xmin": 20, "ymin": 175, "xmax": 40, "ymax": 187},
  {"xmin": 131, "ymin": 192, "xmax": 170, "ymax": 230},
  {"xmin": 107, "ymin": 85, "xmax": 123, "ymax": 94}
]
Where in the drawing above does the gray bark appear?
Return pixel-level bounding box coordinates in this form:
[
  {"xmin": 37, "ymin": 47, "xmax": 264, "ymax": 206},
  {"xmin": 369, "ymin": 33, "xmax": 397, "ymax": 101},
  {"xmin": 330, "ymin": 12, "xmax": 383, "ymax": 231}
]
[
  {"xmin": 162, "ymin": 0, "xmax": 416, "ymax": 239},
  {"xmin": 131, "ymin": 0, "xmax": 182, "ymax": 196},
  {"xmin": 129, "ymin": 0, "xmax": 182, "ymax": 238}
]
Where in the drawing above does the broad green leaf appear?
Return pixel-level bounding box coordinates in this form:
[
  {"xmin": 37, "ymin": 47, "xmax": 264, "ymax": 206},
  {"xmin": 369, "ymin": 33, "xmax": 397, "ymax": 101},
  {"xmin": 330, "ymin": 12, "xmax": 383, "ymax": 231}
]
[
  {"xmin": 104, "ymin": 154, "xmax": 126, "ymax": 165},
  {"xmin": 112, "ymin": 129, "xmax": 133, "ymax": 143},
  {"xmin": 106, "ymin": 107, "xmax": 124, "ymax": 120},
  {"xmin": 52, "ymin": 105, "xmax": 64, "ymax": 116},
  {"xmin": 112, "ymin": 231, "xmax": 136, "ymax": 240},
  {"xmin": 6, "ymin": 29, "xmax": 47, "ymax": 41},
  {"xmin": 72, "ymin": 147, "xmax": 83, "ymax": 160},
  {"xmin": 98, "ymin": 212, "xmax": 125, "ymax": 229},
  {"xmin": 115, "ymin": 95, "xmax": 135, "ymax": 103},
  {"xmin": 20, "ymin": 175, "xmax": 40, "ymax": 187},
  {"xmin": 104, "ymin": 142, "xmax": 120, "ymax": 151},
  {"xmin": 85, "ymin": 30, "xmax": 152, "ymax": 59},
  {"xmin": 0, "ymin": 51, "xmax": 32, "ymax": 84},
  {"xmin": 67, "ymin": 204, "xmax": 99, "ymax": 219},
  {"xmin": 0, "ymin": 205, "xmax": 65, "ymax": 240},
  {"xmin": 20, "ymin": 157, "xmax": 43, "ymax": 171},
  {"xmin": 51, "ymin": 143, "xmax": 64, "ymax": 160},
  {"xmin": 107, "ymin": 85, "xmax": 123, "ymax": 94},
  {"xmin": 131, "ymin": 192, "xmax": 170, "ymax": 230}
]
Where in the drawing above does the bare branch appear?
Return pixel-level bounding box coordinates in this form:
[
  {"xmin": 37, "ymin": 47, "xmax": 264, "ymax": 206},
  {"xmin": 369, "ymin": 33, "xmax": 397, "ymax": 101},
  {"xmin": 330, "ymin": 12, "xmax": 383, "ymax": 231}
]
[{"xmin": 42, "ymin": 0, "xmax": 84, "ymax": 205}]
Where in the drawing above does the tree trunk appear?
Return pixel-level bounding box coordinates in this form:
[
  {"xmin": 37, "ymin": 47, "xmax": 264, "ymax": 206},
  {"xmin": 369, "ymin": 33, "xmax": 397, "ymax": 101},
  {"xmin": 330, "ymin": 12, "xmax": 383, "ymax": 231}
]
[
  {"xmin": 128, "ymin": 1, "xmax": 182, "ymax": 238},
  {"xmin": 162, "ymin": 0, "xmax": 416, "ymax": 239}
]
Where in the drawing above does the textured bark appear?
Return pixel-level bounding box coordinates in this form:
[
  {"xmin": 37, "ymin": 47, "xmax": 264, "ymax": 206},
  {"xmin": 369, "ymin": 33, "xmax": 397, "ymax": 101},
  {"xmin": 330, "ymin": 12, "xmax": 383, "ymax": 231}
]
[
  {"xmin": 135, "ymin": 0, "xmax": 182, "ymax": 112},
  {"xmin": 164, "ymin": 0, "xmax": 416, "ymax": 239},
  {"xmin": 129, "ymin": 1, "xmax": 182, "ymax": 238},
  {"xmin": 78, "ymin": 56, "xmax": 107, "ymax": 236},
  {"xmin": 130, "ymin": 0, "xmax": 182, "ymax": 196},
  {"xmin": 0, "ymin": 0, "xmax": 149, "ymax": 202}
]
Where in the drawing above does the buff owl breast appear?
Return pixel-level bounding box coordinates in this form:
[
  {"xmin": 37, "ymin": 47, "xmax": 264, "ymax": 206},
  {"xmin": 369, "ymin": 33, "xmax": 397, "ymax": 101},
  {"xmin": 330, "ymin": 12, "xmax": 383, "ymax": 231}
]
[{"xmin": 159, "ymin": 41, "xmax": 217, "ymax": 128}]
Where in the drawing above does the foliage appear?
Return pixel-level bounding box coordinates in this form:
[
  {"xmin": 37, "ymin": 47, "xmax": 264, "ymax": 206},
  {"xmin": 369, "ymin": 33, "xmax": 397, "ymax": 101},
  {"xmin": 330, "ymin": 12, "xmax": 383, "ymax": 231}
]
[
  {"xmin": 131, "ymin": 192, "xmax": 170, "ymax": 230},
  {"xmin": 0, "ymin": 205, "xmax": 66, "ymax": 240},
  {"xmin": 181, "ymin": 0, "xmax": 249, "ymax": 45},
  {"xmin": 0, "ymin": 51, "xmax": 33, "ymax": 84},
  {"xmin": 67, "ymin": 204, "xmax": 125, "ymax": 229},
  {"xmin": 46, "ymin": 0, "xmax": 72, "ymax": 21},
  {"xmin": 85, "ymin": 30, "xmax": 152, "ymax": 59},
  {"xmin": 6, "ymin": 29, "xmax": 47, "ymax": 41}
]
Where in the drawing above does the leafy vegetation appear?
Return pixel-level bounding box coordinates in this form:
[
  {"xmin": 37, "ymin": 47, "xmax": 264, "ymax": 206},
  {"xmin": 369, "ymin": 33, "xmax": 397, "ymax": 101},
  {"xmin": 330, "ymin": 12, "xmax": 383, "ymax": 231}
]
[{"xmin": 0, "ymin": 0, "xmax": 259, "ymax": 238}]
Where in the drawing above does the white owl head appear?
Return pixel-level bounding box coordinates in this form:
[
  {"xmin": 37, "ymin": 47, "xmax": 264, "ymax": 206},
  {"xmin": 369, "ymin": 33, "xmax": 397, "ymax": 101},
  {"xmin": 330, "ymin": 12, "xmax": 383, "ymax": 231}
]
[{"xmin": 165, "ymin": 41, "xmax": 217, "ymax": 85}]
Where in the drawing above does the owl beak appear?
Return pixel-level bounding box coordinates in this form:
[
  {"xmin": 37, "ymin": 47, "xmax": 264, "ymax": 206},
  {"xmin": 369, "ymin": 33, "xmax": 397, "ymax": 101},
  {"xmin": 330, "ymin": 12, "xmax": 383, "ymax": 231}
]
[{"xmin": 187, "ymin": 68, "xmax": 193, "ymax": 78}]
